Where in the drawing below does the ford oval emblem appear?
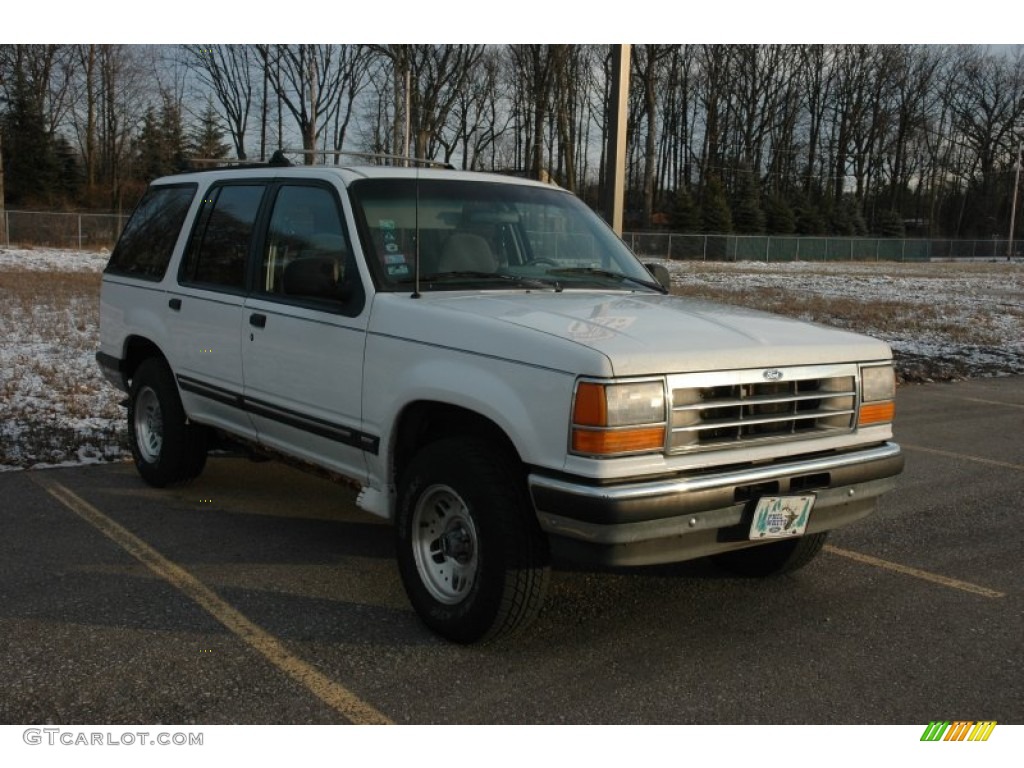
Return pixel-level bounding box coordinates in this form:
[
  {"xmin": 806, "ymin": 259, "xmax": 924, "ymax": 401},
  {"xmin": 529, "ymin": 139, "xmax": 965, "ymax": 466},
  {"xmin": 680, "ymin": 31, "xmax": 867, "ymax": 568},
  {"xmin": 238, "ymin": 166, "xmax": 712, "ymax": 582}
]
[{"xmin": 763, "ymin": 368, "xmax": 784, "ymax": 381}]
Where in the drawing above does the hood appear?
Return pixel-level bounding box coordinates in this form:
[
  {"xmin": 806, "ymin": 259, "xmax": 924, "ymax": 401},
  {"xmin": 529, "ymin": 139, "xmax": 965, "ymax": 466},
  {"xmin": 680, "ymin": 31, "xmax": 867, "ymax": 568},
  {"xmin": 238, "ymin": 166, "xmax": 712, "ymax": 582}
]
[{"xmin": 373, "ymin": 290, "xmax": 893, "ymax": 377}]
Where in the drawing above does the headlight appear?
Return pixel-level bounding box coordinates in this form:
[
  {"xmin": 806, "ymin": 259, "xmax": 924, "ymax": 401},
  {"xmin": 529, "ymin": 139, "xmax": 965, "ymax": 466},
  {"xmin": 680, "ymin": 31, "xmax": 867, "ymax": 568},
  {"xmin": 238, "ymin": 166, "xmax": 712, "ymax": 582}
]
[
  {"xmin": 858, "ymin": 364, "xmax": 895, "ymax": 427},
  {"xmin": 571, "ymin": 380, "xmax": 666, "ymax": 456}
]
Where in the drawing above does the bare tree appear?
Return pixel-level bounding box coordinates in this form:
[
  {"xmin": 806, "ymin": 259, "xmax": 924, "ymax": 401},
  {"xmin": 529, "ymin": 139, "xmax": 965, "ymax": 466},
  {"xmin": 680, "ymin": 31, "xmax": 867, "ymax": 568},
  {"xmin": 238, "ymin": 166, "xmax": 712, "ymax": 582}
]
[
  {"xmin": 181, "ymin": 44, "xmax": 254, "ymax": 160},
  {"xmin": 257, "ymin": 45, "xmax": 352, "ymax": 164}
]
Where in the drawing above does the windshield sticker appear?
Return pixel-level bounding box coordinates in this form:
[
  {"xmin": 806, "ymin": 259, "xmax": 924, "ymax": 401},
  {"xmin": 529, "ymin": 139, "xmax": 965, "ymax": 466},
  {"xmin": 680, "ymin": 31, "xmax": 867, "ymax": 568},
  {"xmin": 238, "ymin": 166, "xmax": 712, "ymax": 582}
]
[{"xmin": 386, "ymin": 262, "xmax": 411, "ymax": 277}]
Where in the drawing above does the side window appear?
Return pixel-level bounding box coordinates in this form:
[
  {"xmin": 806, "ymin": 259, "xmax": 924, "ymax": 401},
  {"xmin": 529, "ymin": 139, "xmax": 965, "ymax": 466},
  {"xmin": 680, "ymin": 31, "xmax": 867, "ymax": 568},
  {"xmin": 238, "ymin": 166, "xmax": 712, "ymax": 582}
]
[
  {"xmin": 180, "ymin": 184, "xmax": 265, "ymax": 291},
  {"xmin": 259, "ymin": 184, "xmax": 363, "ymax": 313},
  {"xmin": 106, "ymin": 184, "xmax": 196, "ymax": 280}
]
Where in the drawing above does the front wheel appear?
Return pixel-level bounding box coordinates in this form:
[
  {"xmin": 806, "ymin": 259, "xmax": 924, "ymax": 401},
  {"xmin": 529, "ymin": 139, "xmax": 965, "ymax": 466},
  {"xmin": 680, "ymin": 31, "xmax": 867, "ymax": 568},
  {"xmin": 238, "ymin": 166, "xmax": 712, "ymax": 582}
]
[
  {"xmin": 395, "ymin": 437, "xmax": 549, "ymax": 643},
  {"xmin": 712, "ymin": 531, "xmax": 829, "ymax": 577},
  {"xmin": 127, "ymin": 357, "xmax": 208, "ymax": 487}
]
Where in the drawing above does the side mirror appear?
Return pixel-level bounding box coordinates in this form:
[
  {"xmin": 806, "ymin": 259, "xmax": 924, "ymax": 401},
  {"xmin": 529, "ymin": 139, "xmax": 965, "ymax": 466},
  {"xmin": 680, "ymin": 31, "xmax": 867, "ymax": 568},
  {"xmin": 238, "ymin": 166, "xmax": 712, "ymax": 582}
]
[{"xmin": 644, "ymin": 262, "xmax": 672, "ymax": 291}]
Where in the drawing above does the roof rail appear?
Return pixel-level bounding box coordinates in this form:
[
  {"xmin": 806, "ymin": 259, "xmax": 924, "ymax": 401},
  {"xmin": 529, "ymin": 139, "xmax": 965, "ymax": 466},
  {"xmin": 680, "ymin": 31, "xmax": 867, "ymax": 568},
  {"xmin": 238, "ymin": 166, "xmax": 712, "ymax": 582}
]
[
  {"xmin": 177, "ymin": 148, "xmax": 454, "ymax": 174},
  {"xmin": 277, "ymin": 148, "xmax": 455, "ymax": 170},
  {"xmin": 181, "ymin": 152, "xmax": 292, "ymax": 172}
]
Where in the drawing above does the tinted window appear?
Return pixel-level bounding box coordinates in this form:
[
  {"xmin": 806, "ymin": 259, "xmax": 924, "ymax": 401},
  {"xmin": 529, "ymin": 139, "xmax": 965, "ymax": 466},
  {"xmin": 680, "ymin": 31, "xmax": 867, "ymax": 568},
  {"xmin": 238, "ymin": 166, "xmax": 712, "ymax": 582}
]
[
  {"xmin": 257, "ymin": 184, "xmax": 363, "ymax": 313},
  {"xmin": 181, "ymin": 184, "xmax": 265, "ymax": 290},
  {"xmin": 106, "ymin": 184, "xmax": 196, "ymax": 280}
]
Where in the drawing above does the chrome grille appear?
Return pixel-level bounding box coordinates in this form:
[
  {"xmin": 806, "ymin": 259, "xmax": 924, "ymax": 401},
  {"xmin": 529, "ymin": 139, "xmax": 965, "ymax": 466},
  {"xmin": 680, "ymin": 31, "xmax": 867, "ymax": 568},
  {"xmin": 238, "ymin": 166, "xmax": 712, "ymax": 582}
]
[{"xmin": 668, "ymin": 365, "xmax": 857, "ymax": 453}]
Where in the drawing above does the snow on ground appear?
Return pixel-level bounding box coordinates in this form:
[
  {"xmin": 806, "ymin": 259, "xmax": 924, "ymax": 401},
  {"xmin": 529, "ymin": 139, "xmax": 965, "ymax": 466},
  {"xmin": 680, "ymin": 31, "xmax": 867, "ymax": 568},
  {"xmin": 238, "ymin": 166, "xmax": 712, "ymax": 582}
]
[
  {"xmin": 1, "ymin": 247, "xmax": 1022, "ymax": 471},
  {"xmin": 0, "ymin": 246, "xmax": 109, "ymax": 273},
  {"xmin": 651, "ymin": 258, "xmax": 1024, "ymax": 382}
]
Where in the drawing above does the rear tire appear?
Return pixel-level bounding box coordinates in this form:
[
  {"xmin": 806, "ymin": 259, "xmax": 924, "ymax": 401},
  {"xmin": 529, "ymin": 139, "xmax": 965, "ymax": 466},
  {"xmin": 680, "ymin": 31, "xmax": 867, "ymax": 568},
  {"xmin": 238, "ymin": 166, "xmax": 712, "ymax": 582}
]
[
  {"xmin": 712, "ymin": 532, "xmax": 829, "ymax": 577},
  {"xmin": 127, "ymin": 357, "xmax": 208, "ymax": 487},
  {"xmin": 395, "ymin": 437, "xmax": 549, "ymax": 643}
]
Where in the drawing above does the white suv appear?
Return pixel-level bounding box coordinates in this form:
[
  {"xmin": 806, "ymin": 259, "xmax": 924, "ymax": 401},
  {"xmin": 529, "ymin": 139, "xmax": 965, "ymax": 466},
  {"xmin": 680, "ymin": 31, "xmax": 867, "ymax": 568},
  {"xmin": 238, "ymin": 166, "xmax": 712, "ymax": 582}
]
[{"xmin": 97, "ymin": 157, "xmax": 903, "ymax": 643}]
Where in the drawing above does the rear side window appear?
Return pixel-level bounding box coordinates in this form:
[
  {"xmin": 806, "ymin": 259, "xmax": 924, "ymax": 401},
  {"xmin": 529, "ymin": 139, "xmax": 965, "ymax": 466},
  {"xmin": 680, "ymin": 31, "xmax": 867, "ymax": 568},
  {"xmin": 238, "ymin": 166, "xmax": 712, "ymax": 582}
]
[
  {"xmin": 180, "ymin": 183, "xmax": 266, "ymax": 291},
  {"xmin": 105, "ymin": 184, "xmax": 196, "ymax": 280}
]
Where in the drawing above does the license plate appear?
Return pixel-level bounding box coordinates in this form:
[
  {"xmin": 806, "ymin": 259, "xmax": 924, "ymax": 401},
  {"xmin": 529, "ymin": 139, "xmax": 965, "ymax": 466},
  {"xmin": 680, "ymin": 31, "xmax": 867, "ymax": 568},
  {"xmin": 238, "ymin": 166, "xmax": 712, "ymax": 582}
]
[{"xmin": 749, "ymin": 495, "xmax": 815, "ymax": 539}]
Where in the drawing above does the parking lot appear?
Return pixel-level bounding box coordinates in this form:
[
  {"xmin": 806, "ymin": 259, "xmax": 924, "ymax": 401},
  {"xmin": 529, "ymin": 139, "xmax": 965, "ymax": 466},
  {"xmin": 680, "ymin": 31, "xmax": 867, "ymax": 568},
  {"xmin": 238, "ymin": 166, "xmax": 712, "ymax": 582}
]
[{"xmin": 1, "ymin": 376, "xmax": 1021, "ymax": 725}]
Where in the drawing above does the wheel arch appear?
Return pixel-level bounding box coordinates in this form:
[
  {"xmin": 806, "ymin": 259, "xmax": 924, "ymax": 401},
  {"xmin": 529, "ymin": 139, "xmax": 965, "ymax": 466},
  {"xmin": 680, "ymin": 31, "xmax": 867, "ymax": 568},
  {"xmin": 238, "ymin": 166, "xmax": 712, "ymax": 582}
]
[
  {"xmin": 391, "ymin": 400, "xmax": 523, "ymax": 488},
  {"xmin": 122, "ymin": 335, "xmax": 169, "ymax": 382}
]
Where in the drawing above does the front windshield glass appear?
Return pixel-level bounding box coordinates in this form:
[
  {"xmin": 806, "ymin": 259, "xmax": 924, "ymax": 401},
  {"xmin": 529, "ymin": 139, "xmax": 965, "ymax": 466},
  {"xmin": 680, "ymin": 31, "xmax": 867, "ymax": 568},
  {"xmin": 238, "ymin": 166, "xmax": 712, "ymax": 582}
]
[{"xmin": 348, "ymin": 177, "xmax": 659, "ymax": 292}]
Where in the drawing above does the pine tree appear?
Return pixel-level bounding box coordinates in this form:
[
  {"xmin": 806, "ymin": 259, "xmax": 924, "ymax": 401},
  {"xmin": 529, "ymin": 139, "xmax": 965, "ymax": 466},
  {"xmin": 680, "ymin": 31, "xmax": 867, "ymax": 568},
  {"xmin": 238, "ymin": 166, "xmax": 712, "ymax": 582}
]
[
  {"xmin": 730, "ymin": 164, "xmax": 765, "ymax": 234},
  {"xmin": 700, "ymin": 175, "xmax": 733, "ymax": 234},
  {"xmin": 159, "ymin": 94, "xmax": 188, "ymax": 173},
  {"xmin": 876, "ymin": 209, "xmax": 905, "ymax": 237},
  {"xmin": 793, "ymin": 196, "xmax": 826, "ymax": 235},
  {"xmin": 1, "ymin": 70, "xmax": 59, "ymax": 206},
  {"xmin": 670, "ymin": 187, "xmax": 699, "ymax": 232},
  {"xmin": 136, "ymin": 107, "xmax": 166, "ymax": 180},
  {"xmin": 190, "ymin": 102, "xmax": 231, "ymax": 161},
  {"xmin": 764, "ymin": 195, "xmax": 796, "ymax": 234}
]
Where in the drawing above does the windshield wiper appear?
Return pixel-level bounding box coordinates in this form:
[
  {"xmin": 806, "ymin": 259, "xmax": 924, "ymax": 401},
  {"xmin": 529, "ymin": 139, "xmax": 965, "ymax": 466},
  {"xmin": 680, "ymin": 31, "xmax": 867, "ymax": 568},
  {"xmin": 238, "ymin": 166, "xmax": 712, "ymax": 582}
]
[{"xmin": 544, "ymin": 267, "xmax": 666, "ymax": 293}]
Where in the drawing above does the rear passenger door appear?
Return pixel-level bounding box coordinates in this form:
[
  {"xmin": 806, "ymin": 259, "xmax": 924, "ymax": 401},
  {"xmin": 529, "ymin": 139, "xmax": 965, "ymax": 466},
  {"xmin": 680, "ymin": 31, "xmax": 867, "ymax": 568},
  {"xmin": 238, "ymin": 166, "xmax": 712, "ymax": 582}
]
[
  {"xmin": 241, "ymin": 182, "xmax": 372, "ymax": 483},
  {"xmin": 170, "ymin": 181, "xmax": 266, "ymax": 439}
]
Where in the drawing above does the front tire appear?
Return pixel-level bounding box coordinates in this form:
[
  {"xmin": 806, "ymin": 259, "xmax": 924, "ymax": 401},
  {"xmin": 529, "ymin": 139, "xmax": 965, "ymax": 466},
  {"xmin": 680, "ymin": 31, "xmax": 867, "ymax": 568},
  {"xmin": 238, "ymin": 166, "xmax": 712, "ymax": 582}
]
[
  {"xmin": 712, "ymin": 531, "xmax": 829, "ymax": 577},
  {"xmin": 127, "ymin": 357, "xmax": 208, "ymax": 487},
  {"xmin": 396, "ymin": 437, "xmax": 550, "ymax": 643}
]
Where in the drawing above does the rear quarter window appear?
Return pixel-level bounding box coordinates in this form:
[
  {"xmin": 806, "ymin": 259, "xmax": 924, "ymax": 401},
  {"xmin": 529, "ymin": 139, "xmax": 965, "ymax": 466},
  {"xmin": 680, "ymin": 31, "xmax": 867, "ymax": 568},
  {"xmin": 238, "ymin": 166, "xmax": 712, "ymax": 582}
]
[{"xmin": 105, "ymin": 184, "xmax": 197, "ymax": 280}]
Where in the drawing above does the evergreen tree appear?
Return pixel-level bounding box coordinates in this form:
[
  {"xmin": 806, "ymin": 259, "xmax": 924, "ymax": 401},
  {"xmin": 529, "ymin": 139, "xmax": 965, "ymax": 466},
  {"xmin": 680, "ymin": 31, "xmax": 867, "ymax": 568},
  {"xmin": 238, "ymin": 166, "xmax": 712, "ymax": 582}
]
[
  {"xmin": 826, "ymin": 198, "xmax": 853, "ymax": 236},
  {"xmin": 54, "ymin": 135, "xmax": 83, "ymax": 203},
  {"xmin": 730, "ymin": 164, "xmax": 765, "ymax": 234},
  {"xmin": 1, "ymin": 70, "xmax": 59, "ymax": 206},
  {"xmin": 670, "ymin": 187, "xmax": 699, "ymax": 232},
  {"xmin": 190, "ymin": 102, "xmax": 230, "ymax": 161},
  {"xmin": 764, "ymin": 195, "xmax": 796, "ymax": 234},
  {"xmin": 136, "ymin": 107, "xmax": 166, "ymax": 180},
  {"xmin": 793, "ymin": 196, "xmax": 826, "ymax": 235},
  {"xmin": 700, "ymin": 175, "xmax": 733, "ymax": 234},
  {"xmin": 876, "ymin": 209, "xmax": 905, "ymax": 237},
  {"xmin": 135, "ymin": 96, "xmax": 191, "ymax": 179},
  {"xmin": 159, "ymin": 94, "xmax": 188, "ymax": 173}
]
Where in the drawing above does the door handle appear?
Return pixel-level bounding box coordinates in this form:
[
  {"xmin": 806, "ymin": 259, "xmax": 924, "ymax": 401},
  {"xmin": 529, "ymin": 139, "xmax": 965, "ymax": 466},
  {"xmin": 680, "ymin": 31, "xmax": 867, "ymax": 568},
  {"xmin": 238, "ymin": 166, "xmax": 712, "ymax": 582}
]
[
  {"xmin": 249, "ymin": 313, "xmax": 267, "ymax": 328},
  {"xmin": 168, "ymin": 298, "xmax": 182, "ymax": 311}
]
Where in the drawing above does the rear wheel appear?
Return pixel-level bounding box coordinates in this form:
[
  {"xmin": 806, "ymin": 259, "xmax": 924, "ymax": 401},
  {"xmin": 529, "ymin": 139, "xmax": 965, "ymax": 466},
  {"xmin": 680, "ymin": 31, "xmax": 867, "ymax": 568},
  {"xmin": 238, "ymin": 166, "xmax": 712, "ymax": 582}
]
[
  {"xmin": 396, "ymin": 437, "xmax": 549, "ymax": 643},
  {"xmin": 127, "ymin": 357, "xmax": 208, "ymax": 487},
  {"xmin": 712, "ymin": 532, "xmax": 829, "ymax": 577}
]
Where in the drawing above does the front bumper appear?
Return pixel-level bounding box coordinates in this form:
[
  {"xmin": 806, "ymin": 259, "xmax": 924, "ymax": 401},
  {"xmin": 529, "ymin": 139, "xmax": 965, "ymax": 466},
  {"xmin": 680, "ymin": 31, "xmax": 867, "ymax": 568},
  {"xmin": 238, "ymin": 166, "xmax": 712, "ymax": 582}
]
[{"xmin": 528, "ymin": 442, "xmax": 903, "ymax": 566}]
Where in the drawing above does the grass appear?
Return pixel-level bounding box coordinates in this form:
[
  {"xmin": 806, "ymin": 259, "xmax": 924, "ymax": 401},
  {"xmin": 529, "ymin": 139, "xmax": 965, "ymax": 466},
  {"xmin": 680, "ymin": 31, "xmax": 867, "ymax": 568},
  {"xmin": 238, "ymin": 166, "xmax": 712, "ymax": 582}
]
[
  {"xmin": 0, "ymin": 268, "xmax": 127, "ymax": 468},
  {"xmin": 0, "ymin": 259, "xmax": 1021, "ymax": 468}
]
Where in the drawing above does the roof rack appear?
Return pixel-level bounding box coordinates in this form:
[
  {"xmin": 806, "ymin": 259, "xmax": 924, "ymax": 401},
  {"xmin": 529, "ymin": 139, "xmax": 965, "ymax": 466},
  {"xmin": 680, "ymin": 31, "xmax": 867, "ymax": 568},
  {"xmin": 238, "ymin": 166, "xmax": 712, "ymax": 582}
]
[
  {"xmin": 277, "ymin": 148, "xmax": 455, "ymax": 169},
  {"xmin": 179, "ymin": 148, "xmax": 455, "ymax": 174},
  {"xmin": 181, "ymin": 152, "xmax": 292, "ymax": 172}
]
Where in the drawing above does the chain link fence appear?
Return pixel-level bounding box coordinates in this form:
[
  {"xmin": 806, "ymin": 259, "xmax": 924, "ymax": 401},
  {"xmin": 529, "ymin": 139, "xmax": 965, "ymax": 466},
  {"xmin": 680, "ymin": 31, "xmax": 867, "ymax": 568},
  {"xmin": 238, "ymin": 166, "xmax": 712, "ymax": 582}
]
[
  {"xmin": 2, "ymin": 210, "xmax": 1021, "ymax": 261},
  {"xmin": 2, "ymin": 210, "xmax": 129, "ymax": 251},
  {"xmin": 623, "ymin": 232, "xmax": 1023, "ymax": 262}
]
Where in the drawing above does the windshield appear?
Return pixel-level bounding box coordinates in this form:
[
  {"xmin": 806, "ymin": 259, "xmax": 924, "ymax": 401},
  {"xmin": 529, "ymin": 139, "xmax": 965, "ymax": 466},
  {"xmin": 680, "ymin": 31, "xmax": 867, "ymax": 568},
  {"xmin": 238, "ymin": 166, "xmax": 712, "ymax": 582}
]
[{"xmin": 348, "ymin": 177, "xmax": 660, "ymax": 292}]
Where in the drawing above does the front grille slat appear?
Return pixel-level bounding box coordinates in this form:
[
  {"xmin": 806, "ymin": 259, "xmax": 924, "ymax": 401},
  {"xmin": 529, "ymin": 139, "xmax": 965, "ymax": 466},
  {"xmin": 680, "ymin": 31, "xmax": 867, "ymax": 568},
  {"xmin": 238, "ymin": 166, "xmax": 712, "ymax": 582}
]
[
  {"xmin": 668, "ymin": 366, "xmax": 857, "ymax": 453},
  {"xmin": 672, "ymin": 407, "xmax": 856, "ymax": 433}
]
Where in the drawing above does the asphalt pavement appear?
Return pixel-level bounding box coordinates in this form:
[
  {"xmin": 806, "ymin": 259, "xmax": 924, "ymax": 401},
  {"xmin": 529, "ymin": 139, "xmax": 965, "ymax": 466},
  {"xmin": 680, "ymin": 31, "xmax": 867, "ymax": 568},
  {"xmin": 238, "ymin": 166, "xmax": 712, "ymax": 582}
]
[{"xmin": 1, "ymin": 376, "xmax": 1021, "ymax": 725}]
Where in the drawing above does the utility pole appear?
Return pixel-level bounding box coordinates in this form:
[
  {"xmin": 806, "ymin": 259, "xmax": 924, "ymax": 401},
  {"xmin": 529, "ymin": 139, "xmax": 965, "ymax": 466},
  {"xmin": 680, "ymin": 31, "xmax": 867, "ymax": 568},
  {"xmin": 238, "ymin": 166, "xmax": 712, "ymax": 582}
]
[
  {"xmin": 602, "ymin": 44, "xmax": 630, "ymax": 236},
  {"xmin": 0, "ymin": 131, "xmax": 6, "ymax": 246},
  {"xmin": 1009, "ymin": 136, "xmax": 1021, "ymax": 261}
]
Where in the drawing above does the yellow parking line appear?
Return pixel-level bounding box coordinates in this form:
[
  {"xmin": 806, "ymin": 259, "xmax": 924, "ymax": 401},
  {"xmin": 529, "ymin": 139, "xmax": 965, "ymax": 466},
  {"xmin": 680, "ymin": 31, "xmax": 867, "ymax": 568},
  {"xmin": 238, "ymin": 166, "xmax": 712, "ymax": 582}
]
[
  {"xmin": 32, "ymin": 475, "xmax": 392, "ymax": 725},
  {"xmin": 901, "ymin": 443, "xmax": 1024, "ymax": 472},
  {"xmin": 824, "ymin": 545, "xmax": 1005, "ymax": 599}
]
